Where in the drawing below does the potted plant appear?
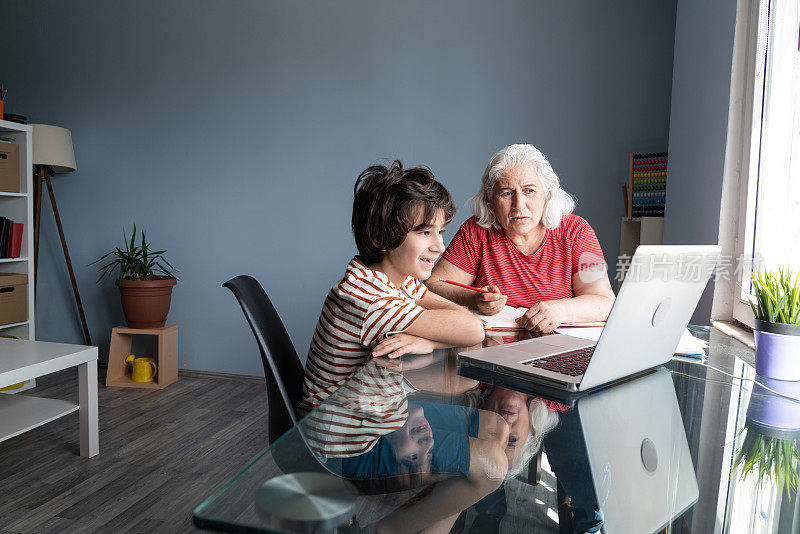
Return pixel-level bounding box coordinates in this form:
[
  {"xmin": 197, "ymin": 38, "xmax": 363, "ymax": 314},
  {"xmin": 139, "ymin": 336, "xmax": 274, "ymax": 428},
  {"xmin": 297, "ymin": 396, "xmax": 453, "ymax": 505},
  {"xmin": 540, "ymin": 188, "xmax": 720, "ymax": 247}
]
[
  {"xmin": 749, "ymin": 268, "xmax": 800, "ymax": 381},
  {"xmin": 92, "ymin": 225, "xmax": 178, "ymax": 328}
]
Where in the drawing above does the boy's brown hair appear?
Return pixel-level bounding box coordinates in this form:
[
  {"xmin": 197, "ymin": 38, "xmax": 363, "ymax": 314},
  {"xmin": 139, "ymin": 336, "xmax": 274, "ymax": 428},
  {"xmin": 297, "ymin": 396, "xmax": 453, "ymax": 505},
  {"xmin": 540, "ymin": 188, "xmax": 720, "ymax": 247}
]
[{"xmin": 352, "ymin": 160, "xmax": 455, "ymax": 265}]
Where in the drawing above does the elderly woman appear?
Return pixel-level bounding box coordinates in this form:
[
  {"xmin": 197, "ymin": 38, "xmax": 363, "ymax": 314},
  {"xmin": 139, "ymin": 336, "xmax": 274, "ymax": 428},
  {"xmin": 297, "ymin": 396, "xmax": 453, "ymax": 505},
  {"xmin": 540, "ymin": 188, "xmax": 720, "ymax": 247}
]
[{"xmin": 428, "ymin": 144, "xmax": 615, "ymax": 332}]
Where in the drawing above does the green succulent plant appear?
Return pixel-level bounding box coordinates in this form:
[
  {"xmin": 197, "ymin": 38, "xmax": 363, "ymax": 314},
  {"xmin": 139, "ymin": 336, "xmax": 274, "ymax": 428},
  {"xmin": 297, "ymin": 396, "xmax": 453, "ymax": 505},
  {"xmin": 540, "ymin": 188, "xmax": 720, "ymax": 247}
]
[
  {"xmin": 91, "ymin": 225, "xmax": 178, "ymax": 282},
  {"xmin": 749, "ymin": 268, "xmax": 800, "ymax": 325},
  {"xmin": 733, "ymin": 426, "xmax": 799, "ymax": 498}
]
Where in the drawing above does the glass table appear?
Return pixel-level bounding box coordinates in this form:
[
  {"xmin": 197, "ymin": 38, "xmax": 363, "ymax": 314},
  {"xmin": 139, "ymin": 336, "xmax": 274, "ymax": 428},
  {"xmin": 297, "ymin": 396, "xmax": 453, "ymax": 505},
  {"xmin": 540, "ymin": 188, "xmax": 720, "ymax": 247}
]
[{"xmin": 194, "ymin": 327, "xmax": 800, "ymax": 533}]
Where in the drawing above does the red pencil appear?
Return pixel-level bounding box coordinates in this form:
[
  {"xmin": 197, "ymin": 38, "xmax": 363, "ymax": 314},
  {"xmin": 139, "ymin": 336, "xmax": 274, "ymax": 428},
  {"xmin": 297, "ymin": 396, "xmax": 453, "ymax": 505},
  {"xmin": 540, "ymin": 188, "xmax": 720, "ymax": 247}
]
[{"xmin": 438, "ymin": 278, "xmax": 493, "ymax": 294}]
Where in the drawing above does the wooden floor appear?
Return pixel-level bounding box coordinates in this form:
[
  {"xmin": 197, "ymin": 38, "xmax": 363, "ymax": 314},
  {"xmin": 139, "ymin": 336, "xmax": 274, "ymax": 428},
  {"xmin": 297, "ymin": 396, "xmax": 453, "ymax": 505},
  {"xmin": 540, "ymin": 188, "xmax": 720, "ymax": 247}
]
[{"xmin": 0, "ymin": 367, "xmax": 270, "ymax": 533}]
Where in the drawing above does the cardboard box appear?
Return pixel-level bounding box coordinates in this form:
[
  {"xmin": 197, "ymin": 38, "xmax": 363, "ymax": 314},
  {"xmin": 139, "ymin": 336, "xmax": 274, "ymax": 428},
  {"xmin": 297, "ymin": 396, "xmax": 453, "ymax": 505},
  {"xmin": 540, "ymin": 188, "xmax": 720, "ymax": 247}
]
[
  {"xmin": 0, "ymin": 273, "xmax": 27, "ymax": 325},
  {"xmin": 0, "ymin": 141, "xmax": 20, "ymax": 193}
]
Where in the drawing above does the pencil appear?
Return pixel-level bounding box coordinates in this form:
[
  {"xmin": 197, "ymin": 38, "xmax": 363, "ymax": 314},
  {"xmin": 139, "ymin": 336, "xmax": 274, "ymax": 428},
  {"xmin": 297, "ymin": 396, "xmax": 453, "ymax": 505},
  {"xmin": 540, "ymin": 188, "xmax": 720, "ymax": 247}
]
[{"xmin": 438, "ymin": 278, "xmax": 492, "ymax": 294}]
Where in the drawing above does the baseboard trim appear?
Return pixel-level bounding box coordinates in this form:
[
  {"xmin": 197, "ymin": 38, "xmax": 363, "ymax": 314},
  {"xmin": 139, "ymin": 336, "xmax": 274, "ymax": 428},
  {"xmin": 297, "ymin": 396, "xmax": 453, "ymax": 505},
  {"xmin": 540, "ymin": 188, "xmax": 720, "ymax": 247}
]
[
  {"xmin": 179, "ymin": 368, "xmax": 264, "ymax": 382},
  {"xmin": 97, "ymin": 359, "xmax": 263, "ymax": 383}
]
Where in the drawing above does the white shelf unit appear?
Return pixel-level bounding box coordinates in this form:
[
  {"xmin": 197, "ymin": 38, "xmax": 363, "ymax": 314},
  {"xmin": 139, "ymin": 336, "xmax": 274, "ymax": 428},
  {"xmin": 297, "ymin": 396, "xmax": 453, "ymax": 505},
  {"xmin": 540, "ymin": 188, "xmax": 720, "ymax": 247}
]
[{"xmin": 0, "ymin": 120, "xmax": 35, "ymax": 390}]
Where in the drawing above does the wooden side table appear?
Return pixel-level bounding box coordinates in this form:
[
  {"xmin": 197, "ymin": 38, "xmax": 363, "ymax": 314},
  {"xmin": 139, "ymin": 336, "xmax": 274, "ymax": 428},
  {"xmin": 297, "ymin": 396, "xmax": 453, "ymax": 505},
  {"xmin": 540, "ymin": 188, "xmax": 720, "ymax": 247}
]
[{"xmin": 105, "ymin": 324, "xmax": 178, "ymax": 389}]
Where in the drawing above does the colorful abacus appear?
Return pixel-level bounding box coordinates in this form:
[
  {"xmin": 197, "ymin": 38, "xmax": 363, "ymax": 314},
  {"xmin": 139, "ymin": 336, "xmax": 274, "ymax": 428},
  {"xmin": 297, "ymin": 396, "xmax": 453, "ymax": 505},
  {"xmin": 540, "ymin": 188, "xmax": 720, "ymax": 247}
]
[{"xmin": 623, "ymin": 152, "xmax": 667, "ymax": 219}]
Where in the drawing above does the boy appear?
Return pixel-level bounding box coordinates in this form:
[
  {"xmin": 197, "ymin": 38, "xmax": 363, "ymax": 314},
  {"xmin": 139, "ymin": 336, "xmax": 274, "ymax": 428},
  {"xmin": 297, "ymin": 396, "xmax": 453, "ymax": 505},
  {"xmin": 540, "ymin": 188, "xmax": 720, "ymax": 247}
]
[{"xmin": 299, "ymin": 160, "xmax": 485, "ymax": 420}]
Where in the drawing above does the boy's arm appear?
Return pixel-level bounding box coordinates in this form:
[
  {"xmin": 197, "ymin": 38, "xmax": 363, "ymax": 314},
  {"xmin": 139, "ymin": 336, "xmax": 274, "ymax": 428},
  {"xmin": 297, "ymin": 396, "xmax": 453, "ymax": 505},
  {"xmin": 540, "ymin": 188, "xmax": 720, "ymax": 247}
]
[
  {"xmin": 370, "ymin": 297, "xmax": 485, "ymax": 359},
  {"xmin": 367, "ymin": 285, "xmax": 486, "ymax": 360},
  {"xmin": 401, "ymin": 306, "xmax": 484, "ymax": 347},
  {"xmin": 369, "ymin": 307, "xmax": 485, "ymax": 359}
]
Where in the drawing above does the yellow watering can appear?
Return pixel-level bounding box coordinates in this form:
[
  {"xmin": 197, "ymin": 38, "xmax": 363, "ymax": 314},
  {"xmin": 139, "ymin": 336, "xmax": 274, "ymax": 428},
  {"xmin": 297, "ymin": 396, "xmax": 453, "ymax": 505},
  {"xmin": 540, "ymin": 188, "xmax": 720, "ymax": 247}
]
[{"xmin": 125, "ymin": 355, "xmax": 157, "ymax": 382}]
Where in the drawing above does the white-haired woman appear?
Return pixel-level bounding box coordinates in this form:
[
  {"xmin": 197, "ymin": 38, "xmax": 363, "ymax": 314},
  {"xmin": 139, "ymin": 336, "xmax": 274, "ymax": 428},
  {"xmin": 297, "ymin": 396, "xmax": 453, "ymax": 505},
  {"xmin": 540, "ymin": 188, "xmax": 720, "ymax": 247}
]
[{"xmin": 428, "ymin": 144, "xmax": 615, "ymax": 332}]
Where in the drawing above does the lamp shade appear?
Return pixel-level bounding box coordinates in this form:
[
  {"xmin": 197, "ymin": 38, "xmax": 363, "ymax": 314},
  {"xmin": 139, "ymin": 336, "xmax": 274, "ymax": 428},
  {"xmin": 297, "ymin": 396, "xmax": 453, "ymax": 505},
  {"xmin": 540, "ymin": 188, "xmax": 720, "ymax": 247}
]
[{"xmin": 31, "ymin": 124, "xmax": 76, "ymax": 173}]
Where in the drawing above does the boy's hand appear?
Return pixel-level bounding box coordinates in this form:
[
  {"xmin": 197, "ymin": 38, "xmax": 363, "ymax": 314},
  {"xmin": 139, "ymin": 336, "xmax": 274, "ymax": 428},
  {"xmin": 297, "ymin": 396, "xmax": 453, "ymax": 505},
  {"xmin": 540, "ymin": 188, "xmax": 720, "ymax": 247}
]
[
  {"xmin": 515, "ymin": 300, "xmax": 566, "ymax": 333},
  {"xmin": 474, "ymin": 285, "xmax": 508, "ymax": 315},
  {"xmin": 371, "ymin": 334, "xmax": 438, "ymax": 359},
  {"xmin": 370, "ymin": 356, "xmax": 403, "ymax": 372}
]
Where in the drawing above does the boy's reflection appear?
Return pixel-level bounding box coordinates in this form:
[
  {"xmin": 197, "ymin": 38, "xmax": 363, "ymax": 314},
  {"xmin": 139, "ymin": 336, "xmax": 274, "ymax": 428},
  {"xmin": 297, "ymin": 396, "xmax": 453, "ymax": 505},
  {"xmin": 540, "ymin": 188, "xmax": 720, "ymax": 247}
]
[
  {"xmin": 387, "ymin": 403, "xmax": 434, "ymax": 474},
  {"xmin": 304, "ymin": 359, "xmax": 509, "ymax": 533}
]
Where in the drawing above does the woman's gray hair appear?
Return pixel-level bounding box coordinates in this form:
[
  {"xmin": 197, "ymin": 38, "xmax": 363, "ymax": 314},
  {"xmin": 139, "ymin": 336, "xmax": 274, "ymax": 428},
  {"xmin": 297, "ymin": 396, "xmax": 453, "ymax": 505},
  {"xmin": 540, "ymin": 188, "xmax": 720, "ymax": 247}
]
[
  {"xmin": 471, "ymin": 144, "xmax": 575, "ymax": 230},
  {"xmin": 463, "ymin": 389, "xmax": 560, "ymax": 479},
  {"xmin": 508, "ymin": 398, "xmax": 559, "ymax": 479}
]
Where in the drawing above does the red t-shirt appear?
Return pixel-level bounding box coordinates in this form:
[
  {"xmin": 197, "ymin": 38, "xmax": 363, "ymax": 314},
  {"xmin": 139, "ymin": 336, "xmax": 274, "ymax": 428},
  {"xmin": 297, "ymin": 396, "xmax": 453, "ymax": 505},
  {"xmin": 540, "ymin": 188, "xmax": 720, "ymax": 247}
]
[{"xmin": 441, "ymin": 214, "xmax": 606, "ymax": 308}]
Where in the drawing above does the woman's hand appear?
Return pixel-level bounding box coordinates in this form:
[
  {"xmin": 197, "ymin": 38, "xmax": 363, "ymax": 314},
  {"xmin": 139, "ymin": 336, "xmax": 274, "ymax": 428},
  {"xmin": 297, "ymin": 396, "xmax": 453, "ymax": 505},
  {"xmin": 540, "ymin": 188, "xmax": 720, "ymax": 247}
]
[
  {"xmin": 515, "ymin": 300, "xmax": 566, "ymax": 333},
  {"xmin": 474, "ymin": 285, "xmax": 508, "ymax": 315},
  {"xmin": 371, "ymin": 333, "xmax": 439, "ymax": 359}
]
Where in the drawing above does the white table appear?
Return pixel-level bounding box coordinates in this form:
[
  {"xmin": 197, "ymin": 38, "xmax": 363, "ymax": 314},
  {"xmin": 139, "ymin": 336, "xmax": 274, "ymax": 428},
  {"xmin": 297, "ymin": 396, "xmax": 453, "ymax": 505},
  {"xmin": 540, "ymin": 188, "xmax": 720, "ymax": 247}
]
[{"xmin": 0, "ymin": 338, "xmax": 99, "ymax": 457}]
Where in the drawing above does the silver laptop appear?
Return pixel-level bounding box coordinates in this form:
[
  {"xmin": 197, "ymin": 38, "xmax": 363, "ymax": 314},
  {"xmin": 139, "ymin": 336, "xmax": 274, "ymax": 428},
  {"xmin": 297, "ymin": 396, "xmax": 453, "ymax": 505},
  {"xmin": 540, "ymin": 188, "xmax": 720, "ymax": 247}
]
[
  {"xmin": 458, "ymin": 245, "xmax": 721, "ymax": 392},
  {"xmin": 576, "ymin": 366, "xmax": 699, "ymax": 533}
]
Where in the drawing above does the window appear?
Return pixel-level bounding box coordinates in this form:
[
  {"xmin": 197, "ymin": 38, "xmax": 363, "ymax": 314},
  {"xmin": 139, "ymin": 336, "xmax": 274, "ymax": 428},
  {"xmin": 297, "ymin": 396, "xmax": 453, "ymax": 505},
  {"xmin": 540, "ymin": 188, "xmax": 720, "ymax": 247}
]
[{"xmin": 730, "ymin": 0, "xmax": 800, "ymax": 327}]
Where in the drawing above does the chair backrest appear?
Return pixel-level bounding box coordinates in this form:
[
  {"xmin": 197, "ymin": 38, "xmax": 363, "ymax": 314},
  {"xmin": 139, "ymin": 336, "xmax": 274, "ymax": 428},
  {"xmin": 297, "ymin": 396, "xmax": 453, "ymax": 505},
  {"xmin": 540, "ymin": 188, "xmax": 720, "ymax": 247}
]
[{"xmin": 223, "ymin": 275, "xmax": 305, "ymax": 444}]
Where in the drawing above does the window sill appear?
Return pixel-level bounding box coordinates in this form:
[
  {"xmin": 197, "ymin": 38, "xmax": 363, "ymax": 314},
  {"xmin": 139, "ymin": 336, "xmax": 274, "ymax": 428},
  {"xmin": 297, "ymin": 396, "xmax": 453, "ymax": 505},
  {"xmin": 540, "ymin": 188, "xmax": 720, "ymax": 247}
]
[{"xmin": 712, "ymin": 320, "xmax": 755, "ymax": 349}]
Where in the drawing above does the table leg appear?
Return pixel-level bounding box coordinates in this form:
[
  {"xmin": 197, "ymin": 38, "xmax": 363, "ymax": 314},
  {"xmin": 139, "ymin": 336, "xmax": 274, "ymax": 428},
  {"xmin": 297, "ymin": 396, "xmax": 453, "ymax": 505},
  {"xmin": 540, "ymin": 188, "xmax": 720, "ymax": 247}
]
[{"xmin": 78, "ymin": 360, "xmax": 99, "ymax": 457}]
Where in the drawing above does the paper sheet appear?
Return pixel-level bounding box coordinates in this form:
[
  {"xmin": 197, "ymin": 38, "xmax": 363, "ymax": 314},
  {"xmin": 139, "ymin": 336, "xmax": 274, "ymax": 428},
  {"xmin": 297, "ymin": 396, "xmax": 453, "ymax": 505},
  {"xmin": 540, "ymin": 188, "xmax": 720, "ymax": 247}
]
[
  {"xmin": 479, "ymin": 306, "xmax": 608, "ymax": 331},
  {"xmin": 477, "ymin": 305, "xmax": 525, "ymax": 329}
]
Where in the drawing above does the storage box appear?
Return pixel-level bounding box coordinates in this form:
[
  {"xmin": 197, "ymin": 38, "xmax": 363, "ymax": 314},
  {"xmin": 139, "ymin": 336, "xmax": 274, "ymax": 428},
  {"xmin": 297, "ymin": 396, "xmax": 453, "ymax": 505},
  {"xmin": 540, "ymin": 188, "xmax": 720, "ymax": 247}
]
[
  {"xmin": 0, "ymin": 141, "xmax": 20, "ymax": 193},
  {"xmin": 0, "ymin": 273, "xmax": 27, "ymax": 325}
]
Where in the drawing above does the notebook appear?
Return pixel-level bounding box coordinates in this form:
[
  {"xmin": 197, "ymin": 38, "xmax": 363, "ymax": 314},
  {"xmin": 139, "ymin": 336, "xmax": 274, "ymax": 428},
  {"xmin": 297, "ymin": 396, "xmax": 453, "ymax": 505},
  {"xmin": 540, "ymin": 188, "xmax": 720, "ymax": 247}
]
[{"xmin": 478, "ymin": 305, "xmax": 605, "ymax": 329}]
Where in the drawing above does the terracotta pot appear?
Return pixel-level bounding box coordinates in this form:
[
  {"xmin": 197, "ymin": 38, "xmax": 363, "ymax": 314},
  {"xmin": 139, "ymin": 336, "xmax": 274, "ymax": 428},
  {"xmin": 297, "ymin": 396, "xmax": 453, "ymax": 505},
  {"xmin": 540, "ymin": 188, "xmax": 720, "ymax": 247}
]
[{"xmin": 116, "ymin": 277, "xmax": 177, "ymax": 328}]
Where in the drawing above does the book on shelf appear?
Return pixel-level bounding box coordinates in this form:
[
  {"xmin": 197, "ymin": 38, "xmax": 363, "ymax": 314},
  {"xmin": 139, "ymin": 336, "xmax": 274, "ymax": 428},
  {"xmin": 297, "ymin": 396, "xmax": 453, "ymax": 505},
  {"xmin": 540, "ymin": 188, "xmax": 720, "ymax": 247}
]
[
  {"xmin": 0, "ymin": 217, "xmax": 7, "ymax": 257},
  {"xmin": 0, "ymin": 218, "xmax": 23, "ymax": 258},
  {"xmin": 8, "ymin": 222, "xmax": 23, "ymax": 258}
]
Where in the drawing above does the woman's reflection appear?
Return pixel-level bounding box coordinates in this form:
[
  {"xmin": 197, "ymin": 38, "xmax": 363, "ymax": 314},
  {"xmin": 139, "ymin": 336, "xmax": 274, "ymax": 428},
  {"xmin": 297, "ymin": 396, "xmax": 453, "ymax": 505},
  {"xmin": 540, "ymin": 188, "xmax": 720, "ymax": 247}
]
[
  {"xmin": 467, "ymin": 385, "xmax": 560, "ymax": 476},
  {"xmin": 455, "ymin": 384, "xmax": 563, "ymax": 532}
]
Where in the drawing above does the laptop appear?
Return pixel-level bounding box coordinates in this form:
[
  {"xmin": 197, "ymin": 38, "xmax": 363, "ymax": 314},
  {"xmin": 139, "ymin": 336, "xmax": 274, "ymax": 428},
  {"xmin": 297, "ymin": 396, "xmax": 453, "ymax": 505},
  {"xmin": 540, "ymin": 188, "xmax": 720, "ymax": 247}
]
[
  {"xmin": 458, "ymin": 245, "xmax": 721, "ymax": 392},
  {"xmin": 568, "ymin": 367, "xmax": 699, "ymax": 533}
]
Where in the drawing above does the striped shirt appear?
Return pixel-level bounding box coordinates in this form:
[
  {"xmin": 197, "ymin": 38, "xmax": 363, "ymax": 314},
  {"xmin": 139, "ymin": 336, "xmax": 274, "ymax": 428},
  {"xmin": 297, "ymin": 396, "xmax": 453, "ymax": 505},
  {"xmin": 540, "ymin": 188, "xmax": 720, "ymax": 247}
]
[
  {"xmin": 442, "ymin": 215, "xmax": 606, "ymax": 308},
  {"xmin": 298, "ymin": 257, "xmax": 427, "ymax": 456},
  {"xmin": 301, "ymin": 362, "xmax": 408, "ymax": 457}
]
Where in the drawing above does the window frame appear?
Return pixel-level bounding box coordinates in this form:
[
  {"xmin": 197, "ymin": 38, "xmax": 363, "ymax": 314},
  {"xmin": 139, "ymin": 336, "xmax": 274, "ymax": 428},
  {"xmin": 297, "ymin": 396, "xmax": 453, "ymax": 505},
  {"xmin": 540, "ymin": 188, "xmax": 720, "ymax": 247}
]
[
  {"xmin": 720, "ymin": 0, "xmax": 771, "ymax": 329},
  {"xmin": 729, "ymin": 0, "xmax": 800, "ymax": 328}
]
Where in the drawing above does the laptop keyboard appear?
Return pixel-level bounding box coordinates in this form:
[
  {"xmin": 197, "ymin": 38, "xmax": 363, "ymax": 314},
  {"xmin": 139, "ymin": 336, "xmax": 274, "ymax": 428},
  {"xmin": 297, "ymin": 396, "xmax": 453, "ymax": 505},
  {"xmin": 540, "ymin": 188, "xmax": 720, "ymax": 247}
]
[{"xmin": 521, "ymin": 346, "xmax": 596, "ymax": 376}]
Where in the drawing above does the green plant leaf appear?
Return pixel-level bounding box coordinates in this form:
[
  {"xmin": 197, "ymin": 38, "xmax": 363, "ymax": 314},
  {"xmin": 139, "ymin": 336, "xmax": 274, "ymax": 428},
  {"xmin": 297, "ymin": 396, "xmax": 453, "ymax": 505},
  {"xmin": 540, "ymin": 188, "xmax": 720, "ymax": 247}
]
[
  {"xmin": 92, "ymin": 225, "xmax": 177, "ymax": 283},
  {"xmin": 750, "ymin": 268, "xmax": 800, "ymax": 325}
]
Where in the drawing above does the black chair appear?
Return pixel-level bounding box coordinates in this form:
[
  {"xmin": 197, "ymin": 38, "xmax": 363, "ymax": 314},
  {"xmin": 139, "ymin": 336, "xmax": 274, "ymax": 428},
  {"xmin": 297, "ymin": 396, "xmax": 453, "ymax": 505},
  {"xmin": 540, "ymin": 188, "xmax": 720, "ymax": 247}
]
[{"xmin": 223, "ymin": 275, "xmax": 304, "ymax": 444}]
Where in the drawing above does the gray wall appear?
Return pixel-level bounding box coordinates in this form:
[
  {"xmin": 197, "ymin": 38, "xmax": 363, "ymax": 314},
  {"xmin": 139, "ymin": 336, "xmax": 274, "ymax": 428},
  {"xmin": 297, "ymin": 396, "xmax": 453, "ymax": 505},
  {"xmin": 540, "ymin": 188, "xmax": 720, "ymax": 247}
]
[
  {"xmin": 664, "ymin": 0, "xmax": 737, "ymax": 324},
  {"xmin": 2, "ymin": 0, "xmax": 677, "ymax": 375}
]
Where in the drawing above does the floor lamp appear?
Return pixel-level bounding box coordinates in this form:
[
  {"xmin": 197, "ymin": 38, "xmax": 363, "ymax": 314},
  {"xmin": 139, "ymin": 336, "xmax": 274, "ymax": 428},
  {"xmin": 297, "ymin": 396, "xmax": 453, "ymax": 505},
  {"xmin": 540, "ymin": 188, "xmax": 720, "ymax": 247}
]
[{"xmin": 31, "ymin": 124, "xmax": 92, "ymax": 346}]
